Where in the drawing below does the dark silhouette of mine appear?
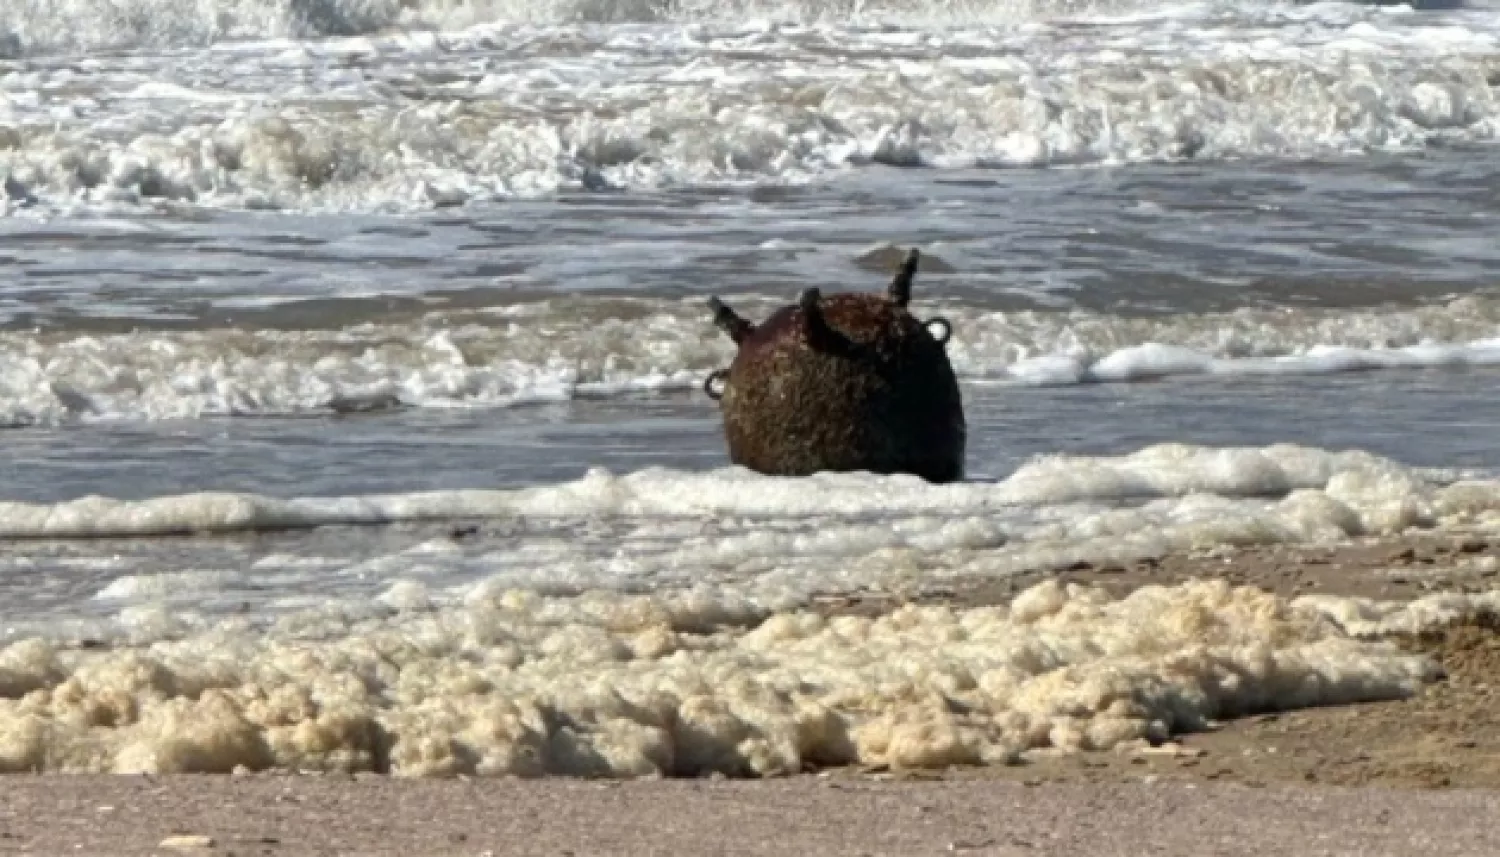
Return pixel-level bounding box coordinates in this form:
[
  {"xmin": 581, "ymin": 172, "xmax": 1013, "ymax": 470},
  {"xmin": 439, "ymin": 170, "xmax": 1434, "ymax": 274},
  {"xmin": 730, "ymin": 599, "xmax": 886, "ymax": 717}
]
[{"xmin": 703, "ymin": 248, "xmax": 966, "ymax": 483}]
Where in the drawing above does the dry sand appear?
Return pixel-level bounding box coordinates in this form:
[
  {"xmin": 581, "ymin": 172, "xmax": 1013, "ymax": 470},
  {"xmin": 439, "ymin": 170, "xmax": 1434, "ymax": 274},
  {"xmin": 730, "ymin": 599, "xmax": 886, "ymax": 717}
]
[{"xmin": 4, "ymin": 533, "xmax": 1500, "ymax": 856}]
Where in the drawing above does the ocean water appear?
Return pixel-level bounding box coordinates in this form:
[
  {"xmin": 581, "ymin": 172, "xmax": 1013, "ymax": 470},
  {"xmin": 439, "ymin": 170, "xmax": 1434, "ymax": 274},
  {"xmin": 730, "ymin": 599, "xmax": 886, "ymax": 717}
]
[{"xmin": 0, "ymin": 0, "xmax": 1498, "ymax": 777}]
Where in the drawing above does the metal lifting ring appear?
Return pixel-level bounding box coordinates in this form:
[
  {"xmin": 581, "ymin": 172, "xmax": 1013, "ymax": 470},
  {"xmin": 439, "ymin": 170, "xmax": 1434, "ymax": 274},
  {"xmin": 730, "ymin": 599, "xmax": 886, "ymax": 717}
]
[
  {"xmin": 703, "ymin": 369, "xmax": 729, "ymax": 401},
  {"xmin": 924, "ymin": 316, "xmax": 952, "ymax": 346}
]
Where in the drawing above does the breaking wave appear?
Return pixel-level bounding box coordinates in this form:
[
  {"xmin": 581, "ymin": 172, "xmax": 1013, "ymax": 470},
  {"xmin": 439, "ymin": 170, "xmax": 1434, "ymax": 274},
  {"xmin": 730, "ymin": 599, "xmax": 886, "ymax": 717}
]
[
  {"xmin": 0, "ymin": 0, "xmax": 1251, "ymax": 57},
  {"xmin": 4, "ymin": 295, "xmax": 1500, "ymax": 425},
  {"xmin": 0, "ymin": 0, "xmax": 1496, "ymax": 212}
]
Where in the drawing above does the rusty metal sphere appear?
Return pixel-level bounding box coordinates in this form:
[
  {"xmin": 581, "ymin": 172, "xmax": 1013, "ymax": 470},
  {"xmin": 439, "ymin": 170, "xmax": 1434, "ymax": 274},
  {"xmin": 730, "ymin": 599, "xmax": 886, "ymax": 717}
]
[{"xmin": 703, "ymin": 248, "xmax": 966, "ymax": 483}]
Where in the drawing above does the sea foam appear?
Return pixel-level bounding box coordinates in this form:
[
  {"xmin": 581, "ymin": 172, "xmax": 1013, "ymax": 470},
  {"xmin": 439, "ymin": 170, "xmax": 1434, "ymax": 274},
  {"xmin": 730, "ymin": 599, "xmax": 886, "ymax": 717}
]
[{"xmin": 4, "ymin": 296, "xmax": 1500, "ymax": 424}]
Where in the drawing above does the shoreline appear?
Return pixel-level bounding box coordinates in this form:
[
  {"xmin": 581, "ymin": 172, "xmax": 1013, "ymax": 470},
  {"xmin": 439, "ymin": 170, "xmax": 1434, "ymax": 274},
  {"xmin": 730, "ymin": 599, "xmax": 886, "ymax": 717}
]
[
  {"xmin": 803, "ymin": 533, "xmax": 1500, "ymax": 791},
  {"xmin": 1, "ymin": 534, "xmax": 1498, "ymax": 854}
]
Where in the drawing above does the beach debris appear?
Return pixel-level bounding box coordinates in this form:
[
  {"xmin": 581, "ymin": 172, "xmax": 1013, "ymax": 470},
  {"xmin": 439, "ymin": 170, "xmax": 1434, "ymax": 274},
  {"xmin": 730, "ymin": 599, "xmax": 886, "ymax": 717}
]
[
  {"xmin": 1133, "ymin": 742, "xmax": 1207, "ymax": 758},
  {"xmin": 158, "ymin": 834, "xmax": 216, "ymax": 851},
  {"xmin": 703, "ymin": 247, "xmax": 966, "ymax": 483}
]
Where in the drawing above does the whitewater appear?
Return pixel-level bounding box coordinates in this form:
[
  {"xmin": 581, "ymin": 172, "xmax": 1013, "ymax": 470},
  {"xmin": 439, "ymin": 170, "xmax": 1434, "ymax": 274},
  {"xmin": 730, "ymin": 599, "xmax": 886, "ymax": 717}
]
[
  {"xmin": 0, "ymin": 0, "xmax": 1497, "ymax": 777},
  {"xmin": 0, "ymin": 0, "xmax": 1498, "ymax": 211}
]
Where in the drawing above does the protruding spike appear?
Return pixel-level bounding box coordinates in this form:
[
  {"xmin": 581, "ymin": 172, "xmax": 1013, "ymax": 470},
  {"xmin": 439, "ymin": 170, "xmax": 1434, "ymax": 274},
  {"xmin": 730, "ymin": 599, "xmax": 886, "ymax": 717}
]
[
  {"xmin": 798, "ymin": 287, "xmax": 822, "ymax": 314},
  {"xmin": 707, "ymin": 296, "xmax": 754, "ymax": 345},
  {"xmin": 799, "ymin": 287, "xmax": 832, "ymax": 349},
  {"xmin": 887, "ymin": 247, "xmax": 920, "ymax": 307}
]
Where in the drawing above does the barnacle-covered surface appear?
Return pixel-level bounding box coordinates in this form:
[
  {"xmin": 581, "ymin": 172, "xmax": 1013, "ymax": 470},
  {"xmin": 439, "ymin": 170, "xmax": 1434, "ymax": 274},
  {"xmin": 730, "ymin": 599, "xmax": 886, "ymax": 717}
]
[{"xmin": 708, "ymin": 251, "xmax": 966, "ymax": 483}]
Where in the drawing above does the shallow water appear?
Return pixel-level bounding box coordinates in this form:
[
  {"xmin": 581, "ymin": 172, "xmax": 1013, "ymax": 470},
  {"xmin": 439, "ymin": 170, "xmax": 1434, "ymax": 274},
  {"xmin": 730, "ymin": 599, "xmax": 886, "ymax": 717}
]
[{"xmin": 3, "ymin": 369, "xmax": 1500, "ymax": 504}]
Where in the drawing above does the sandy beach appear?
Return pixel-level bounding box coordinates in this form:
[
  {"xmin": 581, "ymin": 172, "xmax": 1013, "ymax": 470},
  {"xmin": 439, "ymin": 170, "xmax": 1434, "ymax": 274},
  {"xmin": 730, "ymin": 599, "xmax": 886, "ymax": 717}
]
[
  {"xmin": 2, "ymin": 532, "xmax": 1497, "ymax": 856},
  {"xmin": 5, "ymin": 0, "xmax": 1500, "ymax": 851},
  {"xmin": 3, "ymin": 775, "xmax": 1499, "ymax": 856}
]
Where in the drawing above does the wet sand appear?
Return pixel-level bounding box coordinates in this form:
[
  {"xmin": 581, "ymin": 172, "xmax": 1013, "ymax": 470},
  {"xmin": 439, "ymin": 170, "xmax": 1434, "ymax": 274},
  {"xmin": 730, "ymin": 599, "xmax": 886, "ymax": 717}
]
[
  {"xmin": 4, "ymin": 533, "xmax": 1500, "ymax": 856},
  {"xmin": 4, "ymin": 775, "xmax": 1499, "ymax": 856}
]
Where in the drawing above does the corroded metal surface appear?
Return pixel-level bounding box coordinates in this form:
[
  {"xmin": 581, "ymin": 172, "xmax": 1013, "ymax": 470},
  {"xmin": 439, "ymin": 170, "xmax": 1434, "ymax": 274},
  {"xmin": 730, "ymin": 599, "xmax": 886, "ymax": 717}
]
[{"xmin": 704, "ymin": 249, "xmax": 966, "ymax": 483}]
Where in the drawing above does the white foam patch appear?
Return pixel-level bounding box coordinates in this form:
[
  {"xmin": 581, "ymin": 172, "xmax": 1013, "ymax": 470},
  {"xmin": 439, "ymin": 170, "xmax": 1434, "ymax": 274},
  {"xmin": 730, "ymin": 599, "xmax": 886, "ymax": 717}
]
[
  {"xmin": 1069, "ymin": 340, "xmax": 1500, "ymax": 384},
  {"xmin": 93, "ymin": 569, "xmax": 244, "ymax": 601},
  {"xmin": 0, "ymin": 0, "xmax": 1421, "ymax": 57},
  {"xmin": 2, "ymin": 440, "xmax": 1491, "ymax": 778},
  {"xmin": 0, "ymin": 578, "xmax": 1455, "ymax": 777},
  {"xmin": 0, "ymin": 441, "xmax": 1480, "ymax": 638},
  {"xmin": 7, "ymin": 296, "xmax": 1500, "ymax": 424},
  {"xmin": 1, "ymin": 444, "xmax": 1495, "ymax": 604},
  {"xmin": 0, "ymin": 303, "xmax": 724, "ymax": 424},
  {"xmin": 1296, "ymin": 589, "xmax": 1500, "ymax": 638},
  {"xmin": 0, "ymin": 1, "xmax": 1496, "ymax": 213},
  {"xmin": 945, "ymin": 295, "xmax": 1500, "ymax": 386}
]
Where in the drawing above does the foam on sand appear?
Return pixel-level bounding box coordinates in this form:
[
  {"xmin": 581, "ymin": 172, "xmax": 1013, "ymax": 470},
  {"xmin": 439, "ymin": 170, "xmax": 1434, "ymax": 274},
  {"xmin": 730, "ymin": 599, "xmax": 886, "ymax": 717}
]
[
  {"xmin": 1298, "ymin": 588, "xmax": 1500, "ymax": 639},
  {"xmin": 0, "ymin": 441, "xmax": 1493, "ymax": 777},
  {"xmin": 0, "ymin": 578, "xmax": 1463, "ymax": 777},
  {"xmin": 4, "ymin": 443, "xmax": 1499, "ymax": 618}
]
